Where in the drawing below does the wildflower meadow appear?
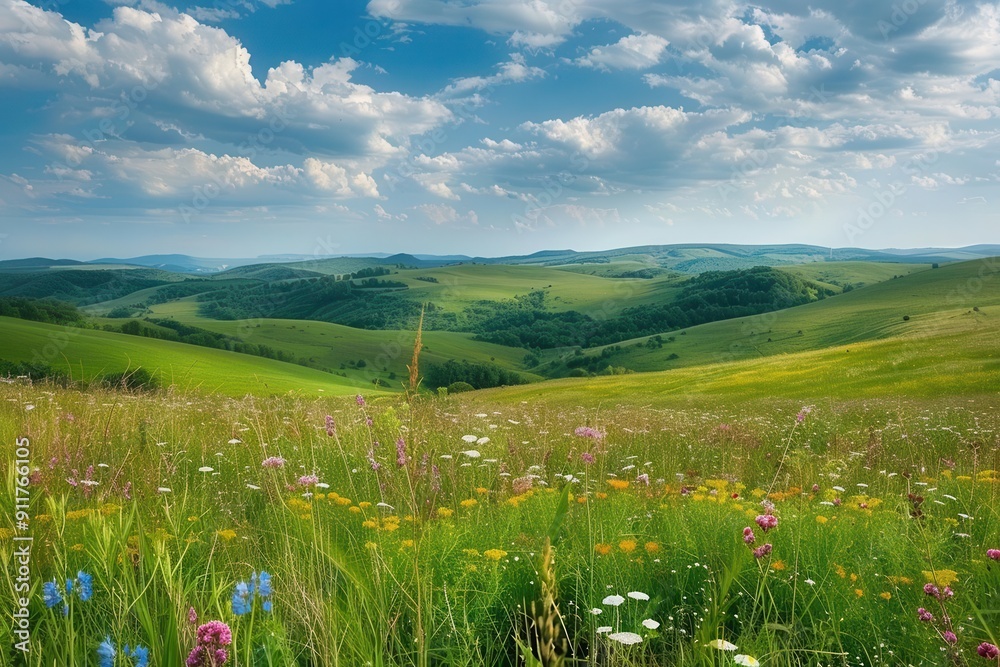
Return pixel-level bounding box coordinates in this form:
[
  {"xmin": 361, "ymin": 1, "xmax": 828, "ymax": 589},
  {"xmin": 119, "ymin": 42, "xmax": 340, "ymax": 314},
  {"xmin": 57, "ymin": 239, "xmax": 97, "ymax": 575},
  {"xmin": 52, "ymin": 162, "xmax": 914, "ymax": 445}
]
[{"xmin": 2, "ymin": 383, "xmax": 1000, "ymax": 666}]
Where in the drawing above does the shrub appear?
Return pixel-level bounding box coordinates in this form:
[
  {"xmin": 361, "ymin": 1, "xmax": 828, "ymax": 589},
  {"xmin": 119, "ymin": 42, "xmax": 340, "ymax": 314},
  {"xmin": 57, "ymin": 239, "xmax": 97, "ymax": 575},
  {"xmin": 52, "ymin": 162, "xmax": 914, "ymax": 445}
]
[
  {"xmin": 100, "ymin": 368, "xmax": 158, "ymax": 392},
  {"xmin": 446, "ymin": 381, "xmax": 475, "ymax": 394}
]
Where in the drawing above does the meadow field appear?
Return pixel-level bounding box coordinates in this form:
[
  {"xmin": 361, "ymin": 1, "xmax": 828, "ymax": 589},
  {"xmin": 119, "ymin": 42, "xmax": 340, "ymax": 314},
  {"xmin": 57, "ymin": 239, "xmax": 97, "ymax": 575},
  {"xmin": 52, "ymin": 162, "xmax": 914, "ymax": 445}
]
[{"xmin": 3, "ymin": 349, "xmax": 1000, "ymax": 665}]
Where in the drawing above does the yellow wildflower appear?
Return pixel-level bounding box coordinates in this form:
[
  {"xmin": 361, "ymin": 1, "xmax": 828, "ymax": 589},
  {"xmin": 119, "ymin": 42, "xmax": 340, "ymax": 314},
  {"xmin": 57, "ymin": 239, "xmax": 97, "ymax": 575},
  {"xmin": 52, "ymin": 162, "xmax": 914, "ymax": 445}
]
[
  {"xmin": 66, "ymin": 509, "xmax": 93, "ymax": 521},
  {"xmin": 437, "ymin": 507, "xmax": 455, "ymax": 518},
  {"xmin": 463, "ymin": 548, "xmax": 481, "ymax": 557},
  {"xmin": 608, "ymin": 479, "xmax": 630, "ymax": 490},
  {"xmin": 596, "ymin": 492, "xmax": 608, "ymax": 500},
  {"xmin": 815, "ymin": 515, "xmax": 828, "ymax": 524},
  {"xmin": 460, "ymin": 499, "xmax": 478, "ymax": 508},
  {"xmin": 349, "ymin": 506, "xmax": 362, "ymax": 514},
  {"xmin": 880, "ymin": 592, "xmax": 892, "ymax": 600},
  {"xmin": 362, "ymin": 520, "xmax": 378, "ymax": 529},
  {"xmin": 70, "ymin": 543, "xmax": 85, "ymax": 552},
  {"xmin": 923, "ymin": 569, "xmax": 959, "ymax": 587},
  {"xmin": 594, "ymin": 543, "xmax": 612, "ymax": 556},
  {"xmin": 475, "ymin": 487, "xmax": 489, "ymax": 495},
  {"xmin": 401, "ymin": 539, "xmax": 415, "ymax": 548},
  {"xmin": 359, "ymin": 501, "xmax": 372, "ymax": 508},
  {"xmin": 645, "ymin": 542, "xmax": 660, "ymax": 553},
  {"xmin": 216, "ymin": 529, "xmax": 237, "ymax": 541},
  {"xmin": 619, "ymin": 539, "xmax": 637, "ymax": 554},
  {"xmin": 771, "ymin": 560, "xmax": 786, "ymax": 571},
  {"xmin": 483, "ymin": 549, "xmax": 507, "ymax": 561},
  {"xmin": 855, "ymin": 589, "xmax": 864, "ymax": 598}
]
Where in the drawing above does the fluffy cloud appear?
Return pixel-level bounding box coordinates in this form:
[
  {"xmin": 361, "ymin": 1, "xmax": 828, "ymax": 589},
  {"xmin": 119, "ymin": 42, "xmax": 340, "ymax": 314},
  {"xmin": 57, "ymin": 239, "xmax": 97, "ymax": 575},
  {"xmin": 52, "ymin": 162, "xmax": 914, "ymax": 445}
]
[{"xmin": 574, "ymin": 34, "xmax": 670, "ymax": 71}]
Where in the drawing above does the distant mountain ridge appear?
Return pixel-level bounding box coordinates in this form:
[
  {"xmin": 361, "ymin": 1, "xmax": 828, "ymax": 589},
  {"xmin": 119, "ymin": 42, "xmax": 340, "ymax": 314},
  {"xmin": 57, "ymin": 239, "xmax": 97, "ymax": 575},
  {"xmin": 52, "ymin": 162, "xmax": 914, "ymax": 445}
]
[{"xmin": 1, "ymin": 243, "xmax": 997, "ymax": 275}]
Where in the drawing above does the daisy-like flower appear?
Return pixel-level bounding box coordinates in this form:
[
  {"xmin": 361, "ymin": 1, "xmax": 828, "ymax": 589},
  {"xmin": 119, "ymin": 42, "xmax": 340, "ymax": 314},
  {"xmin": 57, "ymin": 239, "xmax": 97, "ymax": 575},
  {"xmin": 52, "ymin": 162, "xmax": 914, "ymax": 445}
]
[
  {"xmin": 735, "ymin": 655, "xmax": 760, "ymax": 667},
  {"xmin": 707, "ymin": 639, "xmax": 738, "ymax": 651}
]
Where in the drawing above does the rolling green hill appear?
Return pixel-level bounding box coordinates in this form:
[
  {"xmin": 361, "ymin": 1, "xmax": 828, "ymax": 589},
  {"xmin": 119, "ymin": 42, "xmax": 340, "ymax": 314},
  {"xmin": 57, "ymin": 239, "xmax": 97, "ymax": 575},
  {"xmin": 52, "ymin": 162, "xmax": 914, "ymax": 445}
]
[
  {"xmin": 555, "ymin": 258, "xmax": 999, "ymax": 375},
  {"xmin": 141, "ymin": 299, "xmax": 542, "ymax": 387},
  {"xmin": 0, "ymin": 317, "xmax": 374, "ymax": 397}
]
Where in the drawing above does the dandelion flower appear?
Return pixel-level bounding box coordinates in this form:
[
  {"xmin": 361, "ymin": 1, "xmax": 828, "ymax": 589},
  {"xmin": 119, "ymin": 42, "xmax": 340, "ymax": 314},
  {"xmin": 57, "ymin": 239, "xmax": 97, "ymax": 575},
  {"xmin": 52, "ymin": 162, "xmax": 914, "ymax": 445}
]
[
  {"xmin": 608, "ymin": 632, "xmax": 643, "ymax": 645},
  {"xmin": 602, "ymin": 594, "xmax": 625, "ymax": 607},
  {"xmin": 642, "ymin": 619, "xmax": 660, "ymax": 629}
]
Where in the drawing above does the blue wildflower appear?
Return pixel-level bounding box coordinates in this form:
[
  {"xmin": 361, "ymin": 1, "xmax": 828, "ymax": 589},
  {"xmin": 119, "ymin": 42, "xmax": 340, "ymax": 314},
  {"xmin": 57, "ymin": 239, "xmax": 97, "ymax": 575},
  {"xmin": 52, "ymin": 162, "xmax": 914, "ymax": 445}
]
[
  {"xmin": 42, "ymin": 580, "xmax": 63, "ymax": 609},
  {"xmin": 97, "ymin": 637, "xmax": 115, "ymax": 667},
  {"xmin": 75, "ymin": 571, "xmax": 94, "ymax": 602},
  {"xmin": 129, "ymin": 644, "xmax": 150, "ymax": 667},
  {"xmin": 231, "ymin": 581, "xmax": 252, "ymax": 616},
  {"xmin": 258, "ymin": 571, "xmax": 272, "ymax": 597}
]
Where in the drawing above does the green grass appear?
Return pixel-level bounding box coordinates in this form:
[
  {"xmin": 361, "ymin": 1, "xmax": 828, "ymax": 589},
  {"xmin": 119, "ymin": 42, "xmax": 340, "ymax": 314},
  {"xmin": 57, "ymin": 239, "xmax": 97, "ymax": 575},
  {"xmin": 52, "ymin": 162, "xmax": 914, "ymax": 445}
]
[
  {"xmin": 2, "ymin": 378, "xmax": 999, "ymax": 665},
  {"xmin": 384, "ymin": 264, "xmax": 684, "ymax": 314},
  {"xmin": 0, "ymin": 316, "xmax": 375, "ymax": 396},
  {"xmin": 572, "ymin": 258, "xmax": 1000, "ymax": 374},
  {"xmin": 143, "ymin": 299, "xmax": 543, "ymax": 386},
  {"xmin": 776, "ymin": 261, "xmax": 930, "ymax": 292}
]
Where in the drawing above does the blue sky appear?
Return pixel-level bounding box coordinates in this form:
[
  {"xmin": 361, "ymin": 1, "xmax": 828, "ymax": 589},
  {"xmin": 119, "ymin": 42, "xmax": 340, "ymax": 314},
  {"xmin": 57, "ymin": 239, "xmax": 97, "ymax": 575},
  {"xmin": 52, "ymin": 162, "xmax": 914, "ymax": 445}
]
[{"xmin": 0, "ymin": 0, "xmax": 998, "ymax": 259}]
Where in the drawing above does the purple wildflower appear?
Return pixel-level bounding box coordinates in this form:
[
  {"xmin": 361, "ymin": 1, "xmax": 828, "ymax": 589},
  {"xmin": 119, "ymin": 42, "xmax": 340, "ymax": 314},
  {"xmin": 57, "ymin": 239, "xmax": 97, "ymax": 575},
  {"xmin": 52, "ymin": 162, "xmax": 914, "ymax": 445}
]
[
  {"xmin": 581, "ymin": 452, "xmax": 595, "ymax": 464},
  {"xmin": 636, "ymin": 473, "xmax": 649, "ymax": 486},
  {"xmin": 943, "ymin": 631, "xmax": 958, "ymax": 645},
  {"xmin": 188, "ymin": 606, "xmax": 198, "ymax": 625},
  {"xmin": 574, "ymin": 426, "xmax": 604, "ymax": 440},
  {"xmin": 743, "ymin": 527, "xmax": 756, "ymax": 544},
  {"xmin": 396, "ymin": 438, "xmax": 409, "ymax": 467},
  {"xmin": 755, "ymin": 514, "xmax": 778, "ymax": 532},
  {"xmin": 917, "ymin": 608, "xmax": 934, "ymax": 622},
  {"xmin": 752, "ymin": 543, "xmax": 773, "ymax": 559},
  {"xmin": 324, "ymin": 415, "xmax": 336, "ymax": 437},
  {"xmin": 356, "ymin": 394, "xmax": 366, "ymax": 407},
  {"xmin": 261, "ymin": 457, "xmax": 285, "ymax": 469},
  {"xmin": 978, "ymin": 643, "xmax": 1000, "ymax": 659},
  {"xmin": 988, "ymin": 549, "xmax": 1000, "ymax": 561},
  {"xmin": 298, "ymin": 474, "xmax": 319, "ymax": 487}
]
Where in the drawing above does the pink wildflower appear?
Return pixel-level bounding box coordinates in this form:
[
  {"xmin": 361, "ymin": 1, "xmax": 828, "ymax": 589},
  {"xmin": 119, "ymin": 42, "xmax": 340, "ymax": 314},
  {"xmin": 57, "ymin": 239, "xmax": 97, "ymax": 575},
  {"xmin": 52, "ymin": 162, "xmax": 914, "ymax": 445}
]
[
  {"xmin": 574, "ymin": 426, "xmax": 604, "ymax": 440},
  {"xmin": 581, "ymin": 452, "xmax": 594, "ymax": 464},
  {"xmin": 262, "ymin": 457, "xmax": 286, "ymax": 469},
  {"xmin": 298, "ymin": 474, "xmax": 319, "ymax": 487},
  {"xmin": 324, "ymin": 415, "xmax": 336, "ymax": 437},
  {"xmin": 743, "ymin": 527, "xmax": 756, "ymax": 545},
  {"xmin": 752, "ymin": 543, "xmax": 773, "ymax": 559},
  {"xmin": 755, "ymin": 514, "xmax": 778, "ymax": 532},
  {"xmin": 978, "ymin": 643, "xmax": 1000, "ymax": 659},
  {"xmin": 917, "ymin": 607, "xmax": 933, "ymax": 622},
  {"xmin": 987, "ymin": 549, "xmax": 1000, "ymax": 561}
]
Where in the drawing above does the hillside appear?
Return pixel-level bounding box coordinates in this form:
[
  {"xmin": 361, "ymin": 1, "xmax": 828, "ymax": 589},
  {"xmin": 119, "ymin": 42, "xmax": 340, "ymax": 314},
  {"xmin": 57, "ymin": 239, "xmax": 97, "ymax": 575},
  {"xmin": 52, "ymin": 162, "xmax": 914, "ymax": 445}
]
[
  {"xmin": 0, "ymin": 317, "xmax": 373, "ymax": 396},
  {"xmin": 547, "ymin": 258, "xmax": 1000, "ymax": 377}
]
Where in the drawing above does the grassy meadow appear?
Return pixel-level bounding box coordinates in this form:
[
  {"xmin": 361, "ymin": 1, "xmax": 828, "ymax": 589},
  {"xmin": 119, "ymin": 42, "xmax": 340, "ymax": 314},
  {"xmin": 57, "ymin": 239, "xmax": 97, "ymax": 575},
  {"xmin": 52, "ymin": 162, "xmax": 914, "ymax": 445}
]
[
  {"xmin": 1, "ymin": 256, "xmax": 999, "ymax": 666},
  {"xmin": 3, "ymin": 346, "xmax": 1000, "ymax": 665}
]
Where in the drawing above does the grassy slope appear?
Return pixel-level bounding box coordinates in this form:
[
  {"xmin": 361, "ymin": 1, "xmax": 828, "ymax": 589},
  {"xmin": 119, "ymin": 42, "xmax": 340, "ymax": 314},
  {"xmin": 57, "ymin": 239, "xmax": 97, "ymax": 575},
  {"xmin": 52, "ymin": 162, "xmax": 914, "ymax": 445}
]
[
  {"xmin": 776, "ymin": 261, "xmax": 930, "ymax": 292},
  {"xmin": 0, "ymin": 316, "xmax": 373, "ymax": 397},
  {"xmin": 484, "ymin": 258, "xmax": 1000, "ymax": 405},
  {"xmin": 143, "ymin": 299, "xmax": 543, "ymax": 386},
  {"xmin": 386, "ymin": 264, "xmax": 684, "ymax": 313},
  {"xmin": 574, "ymin": 259, "xmax": 998, "ymax": 373}
]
